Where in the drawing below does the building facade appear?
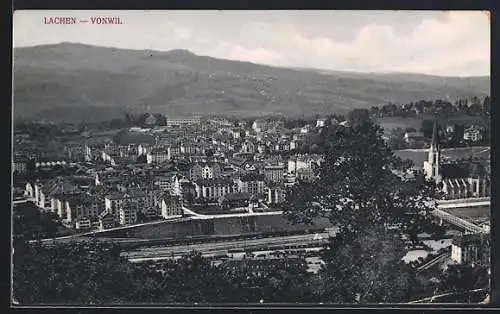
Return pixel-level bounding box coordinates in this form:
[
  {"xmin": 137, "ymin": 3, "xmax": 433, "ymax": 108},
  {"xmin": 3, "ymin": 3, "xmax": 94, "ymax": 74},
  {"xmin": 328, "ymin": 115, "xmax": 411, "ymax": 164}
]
[
  {"xmin": 161, "ymin": 194, "xmax": 183, "ymax": 218},
  {"xmin": 236, "ymin": 173, "xmax": 266, "ymax": 195},
  {"xmin": 190, "ymin": 163, "xmax": 222, "ymax": 181},
  {"xmin": 451, "ymin": 233, "xmax": 489, "ymax": 265},
  {"xmin": 267, "ymin": 186, "xmax": 286, "ymax": 204},
  {"xmin": 167, "ymin": 116, "xmax": 201, "ymax": 128},
  {"xmin": 423, "ymin": 123, "xmax": 490, "ymax": 199},
  {"xmin": 263, "ymin": 164, "xmax": 286, "ymax": 183},
  {"xmin": 193, "ymin": 178, "xmax": 236, "ymax": 201}
]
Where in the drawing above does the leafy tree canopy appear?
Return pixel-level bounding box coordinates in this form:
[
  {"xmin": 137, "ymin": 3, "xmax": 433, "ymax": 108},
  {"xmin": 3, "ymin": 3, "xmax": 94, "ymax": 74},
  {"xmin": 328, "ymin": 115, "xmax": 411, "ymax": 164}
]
[{"xmin": 283, "ymin": 120, "xmax": 439, "ymax": 234}]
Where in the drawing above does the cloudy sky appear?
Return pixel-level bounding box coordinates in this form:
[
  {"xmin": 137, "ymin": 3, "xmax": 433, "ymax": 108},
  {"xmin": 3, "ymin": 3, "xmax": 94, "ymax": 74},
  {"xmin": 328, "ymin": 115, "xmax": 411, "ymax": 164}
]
[{"xmin": 13, "ymin": 10, "xmax": 490, "ymax": 76}]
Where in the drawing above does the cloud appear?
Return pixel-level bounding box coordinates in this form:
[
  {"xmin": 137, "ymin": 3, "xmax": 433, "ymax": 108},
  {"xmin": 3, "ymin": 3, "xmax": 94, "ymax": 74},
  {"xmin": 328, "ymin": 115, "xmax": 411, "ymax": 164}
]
[
  {"xmin": 173, "ymin": 28, "xmax": 192, "ymax": 41},
  {"xmin": 220, "ymin": 11, "xmax": 489, "ymax": 75},
  {"xmin": 13, "ymin": 10, "xmax": 489, "ymax": 76},
  {"xmin": 212, "ymin": 42, "xmax": 282, "ymax": 64}
]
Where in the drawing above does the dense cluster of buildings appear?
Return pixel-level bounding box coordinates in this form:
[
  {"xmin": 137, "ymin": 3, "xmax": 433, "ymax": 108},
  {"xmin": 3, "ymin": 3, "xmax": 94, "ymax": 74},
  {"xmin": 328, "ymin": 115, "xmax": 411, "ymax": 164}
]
[
  {"xmin": 14, "ymin": 115, "xmax": 490, "ymax": 234},
  {"xmin": 17, "ymin": 115, "xmax": 327, "ymax": 231}
]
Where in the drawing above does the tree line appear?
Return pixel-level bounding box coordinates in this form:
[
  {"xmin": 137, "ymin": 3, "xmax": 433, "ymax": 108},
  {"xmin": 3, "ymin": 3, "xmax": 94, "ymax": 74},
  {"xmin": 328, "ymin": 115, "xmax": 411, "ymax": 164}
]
[{"xmin": 370, "ymin": 96, "xmax": 490, "ymax": 119}]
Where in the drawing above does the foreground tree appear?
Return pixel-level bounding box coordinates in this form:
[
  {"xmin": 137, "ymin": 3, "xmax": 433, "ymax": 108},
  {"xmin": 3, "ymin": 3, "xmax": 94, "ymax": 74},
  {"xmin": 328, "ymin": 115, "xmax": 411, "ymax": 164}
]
[
  {"xmin": 318, "ymin": 226, "xmax": 418, "ymax": 303},
  {"xmin": 283, "ymin": 120, "xmax": 439, "ymax": 233},
  {"xmin": 13, "ymin": 238, "xmax": 319, "ymax": 304},
  {"xmin": 420, "ymin": 119, "xmax": 436, "ymax": 139},
  {"xmin": 282, "ymin": 119, "xmax": 440, "ymax": 303},
  {"xmin": 347, "ymin": 109, "xmax": 371, "ymax": 128}
]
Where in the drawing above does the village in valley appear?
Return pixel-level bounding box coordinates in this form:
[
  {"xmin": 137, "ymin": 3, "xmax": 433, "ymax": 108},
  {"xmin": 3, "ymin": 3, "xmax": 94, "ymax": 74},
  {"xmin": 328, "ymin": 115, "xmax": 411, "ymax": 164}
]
[
  {"xmin": 12, "ymin": 10, "xmax": 491, "ymax": 305},
  {"xmin": 13, "ymin": 95, "xmax": 491, "ymax": 303}
]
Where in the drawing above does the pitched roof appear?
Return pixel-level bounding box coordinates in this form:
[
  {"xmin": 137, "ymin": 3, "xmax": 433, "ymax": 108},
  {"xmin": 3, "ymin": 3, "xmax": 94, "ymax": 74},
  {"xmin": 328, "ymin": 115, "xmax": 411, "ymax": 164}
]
[
  {"xmin": 99, "ymin": 210, "xmax": 113, "ymax": 220},
  {"xmin": 222, "ymin": 192, "xmax": 251, "ymax": 201},
  {"xmin": 441, "ymin": 163, "xmax": 470, "ymax": 179},
  {"xmin": 41, "ymin": 177, "xmax": 81, "ymax": 196},
  {"xmin": 239, "ymin": 173, "xmax": 265, "ymax": 182}
]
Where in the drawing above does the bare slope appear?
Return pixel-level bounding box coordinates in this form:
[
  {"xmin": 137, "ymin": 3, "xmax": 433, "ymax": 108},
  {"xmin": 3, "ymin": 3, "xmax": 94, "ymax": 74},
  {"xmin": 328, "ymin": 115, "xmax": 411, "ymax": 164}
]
[{"xmin": 13, "ymin": 42, "xmax": 490, "ymax": 122}]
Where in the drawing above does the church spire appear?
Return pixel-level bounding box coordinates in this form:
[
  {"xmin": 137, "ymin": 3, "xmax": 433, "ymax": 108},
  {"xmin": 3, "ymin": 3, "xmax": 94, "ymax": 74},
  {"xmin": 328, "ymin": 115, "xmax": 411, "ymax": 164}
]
[
  {"xmin": 430, "ymin": 121, "xmax": 439, "ymax": 150},
  {"xmin": 426, "ymin": 120, "xmax": 441, "ymax": 182}
]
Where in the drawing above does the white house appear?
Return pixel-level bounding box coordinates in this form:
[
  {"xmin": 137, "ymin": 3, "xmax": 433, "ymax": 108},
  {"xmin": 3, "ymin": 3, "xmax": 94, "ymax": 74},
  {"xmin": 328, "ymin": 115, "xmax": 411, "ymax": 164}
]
[
  {"xmin": 190, "ymin": 162, "xmax": 222, "ymax": 181},
  {"xmin": 316, "ymin": 118, "xmax": 328, "ymax": 128},
  {"xmin": 463, "ymin": 126, "xmax": 483, "ymax": 142}
]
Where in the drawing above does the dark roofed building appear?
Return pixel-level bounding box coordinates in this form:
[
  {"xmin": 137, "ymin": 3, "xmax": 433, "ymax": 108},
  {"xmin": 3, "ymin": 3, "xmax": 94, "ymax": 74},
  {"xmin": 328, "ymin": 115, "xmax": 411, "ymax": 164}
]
[
  {"xmin": 451, "ymin": 233, "xmax": 490, "ymax": 266},
  {"xmin": 193, "ymin": 178, "xmax": 236, "ymax": 201},
  {"xmin": 239, "ymin": 173, "xmax": 265, "ymax": 182},
  {"xmin": 441, "ymin": 163, "xmax": 471, "ymax": 179},
  {"xmin": 218, "ymin": 192, "xmax": 251, "ymax": 209},
  {"xmin": 236, "ymin": 173, "xmax": 266, "ymax": 196}
]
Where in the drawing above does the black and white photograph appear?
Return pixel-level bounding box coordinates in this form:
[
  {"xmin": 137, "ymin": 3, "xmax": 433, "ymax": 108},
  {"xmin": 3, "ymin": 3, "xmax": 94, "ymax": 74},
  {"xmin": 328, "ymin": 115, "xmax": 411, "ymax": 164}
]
[{"xmin": 12, "ymin": 10, "xmax": 491, "ymax": 305}]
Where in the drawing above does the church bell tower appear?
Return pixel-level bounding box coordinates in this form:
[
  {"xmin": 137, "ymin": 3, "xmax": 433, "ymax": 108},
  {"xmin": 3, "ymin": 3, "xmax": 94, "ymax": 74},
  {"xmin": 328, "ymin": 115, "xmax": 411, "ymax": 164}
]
[{"xmin": 426, "ymin": 122, "xmax": 441, "ymax": 182}]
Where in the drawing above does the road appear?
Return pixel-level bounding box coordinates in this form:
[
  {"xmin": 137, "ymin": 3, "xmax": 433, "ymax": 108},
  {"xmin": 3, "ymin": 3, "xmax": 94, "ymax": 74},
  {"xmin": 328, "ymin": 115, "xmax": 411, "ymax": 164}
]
[
  {"xmin": 408, "ymin": 288, "xmax": 488, "ymax": 303},
  {"xmin": 183, "ymin": 206, "xmax": 283, "ymax": 220},
  {"xmin": 12, "ymin": 199, "xmax": 28, "ymax": 205},
  {"xmin": 29, "ymin": 217, "xmax": 189, "ymax": 244},
  {"xmin": 31, "ymin": 208, "xmax": 286, "ymax": 244},
  {"xmin": 416, "ymin": 251, "xmax": 451, "ymax": 274}
]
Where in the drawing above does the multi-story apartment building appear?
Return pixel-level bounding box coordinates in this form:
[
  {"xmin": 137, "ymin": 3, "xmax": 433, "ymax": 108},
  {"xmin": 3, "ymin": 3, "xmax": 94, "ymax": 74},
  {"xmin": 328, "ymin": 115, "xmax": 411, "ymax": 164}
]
[
  {"xmin": 229, "ymin": 128, "xmax": 244, "ymax": 139},
  {"xmin": 263, "ymin": 164, "xmax": 286, "ymax": 183},
  {"xmin": 190, "ymin": 162, "xmax": 222, "ymax": 181},
  {"xmin": 147, "ymin": 148, "xmax": 169, "ymax": 164},
  {"xmin": 138, "ymin": 144, "xmax": 152, "ymax": 156},
  {"xmin": 252, "ymin": 120, "xmax": 268, "ymax": 133},
  {"xmin": 154, "ymin": 175, "xmax": 174, "ymax": 191},
  {"xmin": 13, "ymin": 157, "xmax": 29, "ymax": 174},
  {"xmin": 287, "ymin": 154, "xmax": 323, "ymax": 174},
  {"xmin": 180, "ymin": 143, "xmax": 205, "ymax": 156},
  {"xmin": 167, "ymin": 146, "xmax": 181, "ymax": 160},
  {"xmin": 451, "ymin": 233, "xmax": 489, "ymax": 266},
  {"xmin": 193, "ymin": 178, "xmax": 236, "ymax": 201},
  {"xmin": 167, "ymin": 116, "xmax": 201, "ymax": 127},
  {"xmin": 267, "ymin": 186, "xmax": 286, "ymax": 204},
  {"xmin": 104, "ymin": 191, "xmax": 147, "ymax": 223},
  {"xmin": 235, "ymin": 173, "xmax": 266, "ymax": 196},
  {"xmin": 64, "ymin": 194, "xmax": 103, "ymax": 226},
  {"xmin": 98, "ymin": 210, "xmax": 116, "ymax": 230},
  {"xmin": 34, "ymin": 177, "xmax": 81, "ymax": 210},
  {"xmin": 161, "ymin": 194, "xmax": 184, "ymax": 218},
  {"xmin": 119, "ymin": 205, "xmax": 138, "ymax": 226}
]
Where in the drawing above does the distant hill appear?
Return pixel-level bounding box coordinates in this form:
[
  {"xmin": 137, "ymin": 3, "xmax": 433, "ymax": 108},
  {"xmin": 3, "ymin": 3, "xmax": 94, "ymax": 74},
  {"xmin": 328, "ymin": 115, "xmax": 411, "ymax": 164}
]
[{"xmin": 13, "ymin": 42, "xmax": 490, "ymax": 123}]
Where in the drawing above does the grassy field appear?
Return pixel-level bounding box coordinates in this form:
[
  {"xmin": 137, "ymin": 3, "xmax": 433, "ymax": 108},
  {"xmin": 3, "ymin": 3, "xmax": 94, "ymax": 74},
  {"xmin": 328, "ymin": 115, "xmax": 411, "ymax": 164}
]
[{"xmin": 376, "ymin": 116, "xmax": 426, "ymax": 131}]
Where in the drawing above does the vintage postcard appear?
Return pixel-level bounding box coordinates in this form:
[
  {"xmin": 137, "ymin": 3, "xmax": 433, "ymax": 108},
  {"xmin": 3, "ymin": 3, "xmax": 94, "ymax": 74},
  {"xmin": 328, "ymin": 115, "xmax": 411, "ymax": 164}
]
[{"xmin": 12, "ymin": 10, "xmax": 491, "ymax": 306}]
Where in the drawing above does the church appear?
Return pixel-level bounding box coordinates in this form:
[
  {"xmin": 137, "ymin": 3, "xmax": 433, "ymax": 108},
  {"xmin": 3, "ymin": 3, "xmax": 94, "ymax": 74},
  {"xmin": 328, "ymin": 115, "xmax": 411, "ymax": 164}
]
[{"xmin": 423, "ymin": 123, "xmax": 490, "ymax": 200}]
